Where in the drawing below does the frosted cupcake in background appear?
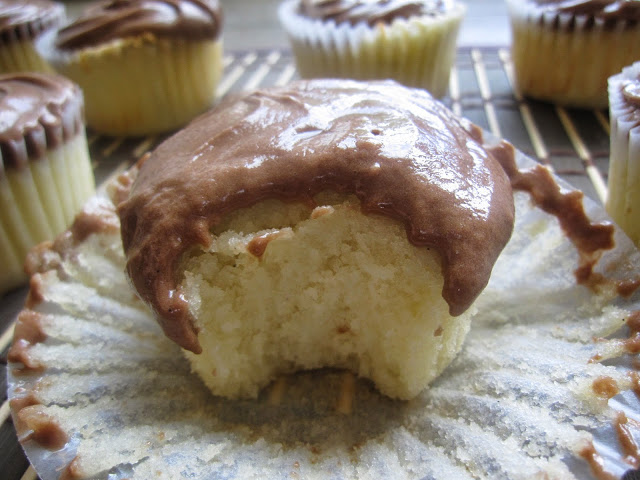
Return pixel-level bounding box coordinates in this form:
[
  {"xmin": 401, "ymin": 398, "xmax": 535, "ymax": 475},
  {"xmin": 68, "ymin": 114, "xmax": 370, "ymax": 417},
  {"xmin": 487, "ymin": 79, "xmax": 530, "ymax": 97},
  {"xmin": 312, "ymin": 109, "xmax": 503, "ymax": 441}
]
[
  {"xmin": 0, "ymin": 73, "xmax": 94, "ymax": 295},
  {"xmin": 0, "ymin": 0, "xmax": 65, "ymax": 74},
  {"xmin": 38, "ymin": 0, "xmax": 224, "ymax": 137},
  {"xmin": 278, "ymin": 0, "xmax": 466, "ymax": 98},
  {"xmin": 506, "ymin": 0, "xmax": 640, "ymax": 110},
  {"xmin": 606, "ymin": 61, "xmax": 640, "ymax": 247}
]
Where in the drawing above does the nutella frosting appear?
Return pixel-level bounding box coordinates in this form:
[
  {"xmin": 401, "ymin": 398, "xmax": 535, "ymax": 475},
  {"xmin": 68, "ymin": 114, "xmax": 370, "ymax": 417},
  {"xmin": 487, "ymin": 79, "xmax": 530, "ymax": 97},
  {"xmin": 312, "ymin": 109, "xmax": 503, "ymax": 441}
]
[
  {"xmin": 298, "ymin": 0, "xmax": 454, "ymax": 25},
  {"xmin": 0, "ymin": 72, "xmax": 84, "ymax": 174},
  {"xmin": 0, "ymin": 0, "xmax": 65, "ymax": 44},
  {"xmin": 529, "ymin": 0, "xmax": 640, "ymax": 27},
  {"xmin": 118, "ymin": 79, "xmax": 515, "ymax": 354},
  {"xmin": 55, "ymin": 0, "xmax": 223, "ymax": 51}
]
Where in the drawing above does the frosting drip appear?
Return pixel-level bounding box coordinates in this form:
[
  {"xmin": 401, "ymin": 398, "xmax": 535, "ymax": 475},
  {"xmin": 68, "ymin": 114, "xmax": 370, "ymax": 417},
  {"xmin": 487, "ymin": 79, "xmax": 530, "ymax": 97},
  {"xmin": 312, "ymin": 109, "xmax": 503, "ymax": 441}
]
[
  {"xmin": 55, "ymin": 0, "xmax": 223, "ymax": 50},
  {"xmin": 0, "ymin": 0, "xmax": 65, "ymax": 43},
  {"xmin": 118, "ymin": 79, "xmax": 515, "ymax": 353},
  {"xmin": 0, "ymin": 73, "xmax": 84, "ymax": 173},
  {"xmin": 298, "ymin": 0, "xmax": 453, "ymax": 25}
]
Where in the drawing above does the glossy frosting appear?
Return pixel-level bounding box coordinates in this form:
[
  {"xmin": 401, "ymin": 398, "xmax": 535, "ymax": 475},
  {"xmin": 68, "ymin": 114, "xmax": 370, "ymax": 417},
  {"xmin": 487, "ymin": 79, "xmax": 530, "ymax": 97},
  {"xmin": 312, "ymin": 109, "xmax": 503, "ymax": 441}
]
[
  {"xmin": 55, "ymin": 0, "xmax": 223, "ymax": 51},
  {"xmin": 0, "ymin": 0, "xmax": 65, "ymax": 43},
  {"xmin": 118, "ymin": 79, "xmax": 516, "ymax": 353},
  {"xmin": 531, "ymin": 0, "xmax": 640, "ymax": 26},
  {"xmin": 0, "ymin": 73, "xmax": 84, "ymax": 174},
  {"xmin": 297, "ymin": 0, "xmax": 453, "ymax": 25}
]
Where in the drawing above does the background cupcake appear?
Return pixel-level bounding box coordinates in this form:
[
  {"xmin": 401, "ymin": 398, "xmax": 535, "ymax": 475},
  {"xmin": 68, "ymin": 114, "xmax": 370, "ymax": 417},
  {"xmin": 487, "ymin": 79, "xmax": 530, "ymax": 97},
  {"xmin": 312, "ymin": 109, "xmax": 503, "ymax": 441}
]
[
  {"xmin": 506, "ymin": 0, "xmax": 640, "ymax": 109},
  {"xmin": 606, "ymin": 61, "xmax": 640, "ymax": 246},
  {"xmin": 39, "ymin": 0, "xmax": 224, "ymax": 137},
  {"xmin": 0, "ymin": 0, "xmax": 65, "ymax": 74},
  {"xmin": 0, "ymin": 73, "xmax": 94, "ymax": 295},
  {"xmin": 278, "ymin": 0, "xmax": 466, "ymax": 98}
]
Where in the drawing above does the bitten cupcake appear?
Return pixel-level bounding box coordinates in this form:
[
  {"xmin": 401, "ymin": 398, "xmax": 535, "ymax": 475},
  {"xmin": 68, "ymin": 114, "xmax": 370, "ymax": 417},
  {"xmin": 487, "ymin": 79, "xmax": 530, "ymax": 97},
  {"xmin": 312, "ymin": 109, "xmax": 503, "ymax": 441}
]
[
  {"xmin": 606, "ymin": 61, "xmax": 640, "ymax": 246},
  {"xmin": 0, "ymin": 0, "xmax": 65, "ymax": 74},
  {"xmin": 117, "ymin": 79, "xmax": 515, "ymax": 400},
  {"xmin": 506, "ymin": 0, "xmax": 640, "ymax": 109},
  {"xmin": 278, "ymin": 0, "xmax": 466, "ymax": 97},
  {"xmin": 38, "ymin": 0, "xmax": 223, "ymax": 137},
  {"xmin": 0, "ymin": 73, "xmax": 94, "ymax": 295}
]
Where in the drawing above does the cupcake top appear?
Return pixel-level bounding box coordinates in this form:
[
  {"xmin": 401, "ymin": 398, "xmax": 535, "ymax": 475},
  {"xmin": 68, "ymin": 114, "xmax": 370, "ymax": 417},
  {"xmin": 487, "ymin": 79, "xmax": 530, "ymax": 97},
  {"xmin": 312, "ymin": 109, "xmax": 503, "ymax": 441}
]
[
  {"xmin": 522, "ymin": 0, "xmax": 640, "ymax": 27},
  {"xmin": 0, "ymin": 0, "xmax": 65, "ymax": 44},
  {"xmin": 0, "ymin": 72, "xmax": 84, "ymax": 172},
  {"xmin": 117, "ymin": 78, "xmax": 515, "ymax": 353},
  {"xmin": 54, "ymin": 0, "xmax": 223, "ymax": 51},
  {"xmin": 297, "ymin": 0, "xmax": 457, "ymax": 25}
]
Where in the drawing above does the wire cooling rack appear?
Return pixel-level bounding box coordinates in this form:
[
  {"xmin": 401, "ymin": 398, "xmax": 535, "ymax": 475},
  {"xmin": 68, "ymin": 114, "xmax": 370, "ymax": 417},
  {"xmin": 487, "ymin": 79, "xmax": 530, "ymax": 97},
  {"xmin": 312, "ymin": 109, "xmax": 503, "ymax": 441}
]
[{"xmin": 0, "ymin": 46, "xmax": 614, "ymax": 480}]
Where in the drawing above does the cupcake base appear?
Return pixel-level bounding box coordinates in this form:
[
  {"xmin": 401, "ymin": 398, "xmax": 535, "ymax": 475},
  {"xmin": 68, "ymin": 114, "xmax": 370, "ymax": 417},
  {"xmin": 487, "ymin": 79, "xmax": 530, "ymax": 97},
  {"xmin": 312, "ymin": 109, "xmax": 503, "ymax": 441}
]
[
  {"xmin": 0, "ymin": 133, "xmax": 95, "ymax": 294},
  {"xmin": 50, "ymin": 36, "xmax": 223, "ymax": 136},
  {"xmin": 508, "ymin": 4, "xmax": 640, "ymax": 109},
  {"xmin": 278, "ymin": 0, "xmax": 465, "ymax": 97},
  {"xmin": 182, "ymin": 195, "xmax": 474, "ymax": 400}
]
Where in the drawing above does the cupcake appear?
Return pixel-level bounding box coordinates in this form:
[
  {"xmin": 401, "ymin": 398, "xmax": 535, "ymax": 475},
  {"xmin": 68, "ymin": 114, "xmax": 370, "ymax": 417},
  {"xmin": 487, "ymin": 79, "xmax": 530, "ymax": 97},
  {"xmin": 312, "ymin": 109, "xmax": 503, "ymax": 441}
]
[
  {"xmin": 38, "ymin": 0, "xmax": 224, "ymax": 137},
  {"xmin": 606, "ymin": 61, "xmax": 640, "ymax": 247},
  {"xmin": 0, "ymin": 72, "xmax": 95, "ymax": 295},
  {"xmin": 0, "ymin": 0, "xmax": 65, "ymax": 74},
  {"xmin": 117, "ymin": 78, "xmax": 515, "ymax": 400},
  {"xmin": 278, "ymin": 0, "xmax": 466, "ymax": 98},
  {"xmin": 10, "ymin": 156, "xmax": 640, "ymax": 480},
  {"xmin": 9, "ymin": 81, "xmax": 640, "ymax": 480},
  {"xmin": 506, "ymin": 0, "xmax": 640, "ymax": 109}
]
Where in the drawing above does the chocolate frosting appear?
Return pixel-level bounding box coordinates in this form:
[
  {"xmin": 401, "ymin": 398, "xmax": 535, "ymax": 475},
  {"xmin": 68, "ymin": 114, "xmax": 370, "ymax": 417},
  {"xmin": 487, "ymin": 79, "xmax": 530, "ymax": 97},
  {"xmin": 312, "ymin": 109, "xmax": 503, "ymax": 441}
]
[
  {"xmin": 0, "ymin": 0, "xmax": 65, "ymax": 44},
  {"xmin": 298, "ymin": 0, "xmax": 453, "ymax": 25},
  {"xmin": 118, "ymin": 79, "xmax": 516, "ymax": 354},
  {"xmin": 530, "ymin": 0, "xmax": 640, "ymax": 27},
  {"xmin": 54, "ymin": 0, "xmax": 223, "ymax": 51},
  {"xmin": 0, "ymin": 72, "xmax": 84, "ymax": 175}
]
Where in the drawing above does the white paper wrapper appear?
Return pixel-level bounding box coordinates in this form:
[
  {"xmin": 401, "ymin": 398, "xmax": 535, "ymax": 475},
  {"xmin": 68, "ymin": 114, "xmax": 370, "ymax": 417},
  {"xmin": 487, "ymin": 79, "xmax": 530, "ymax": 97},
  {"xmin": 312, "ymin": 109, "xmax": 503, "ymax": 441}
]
[
  {"xmin": 0, "ymin": 133, "xmax": 94, "ymax": 295},
  {"xmin": 506, "ymin": 0, "xmax": 640, "ymax": 109},
  {"xmin": 607, "ymin": 61, "xmax": 640, "ymax": 248},
  {"xmin": 278, "ymin": 0, "xmax": 465, "ymax": 97},
  {"xmin": 7, "ymin": 146, "xmax": 640, "ymax": 479}
]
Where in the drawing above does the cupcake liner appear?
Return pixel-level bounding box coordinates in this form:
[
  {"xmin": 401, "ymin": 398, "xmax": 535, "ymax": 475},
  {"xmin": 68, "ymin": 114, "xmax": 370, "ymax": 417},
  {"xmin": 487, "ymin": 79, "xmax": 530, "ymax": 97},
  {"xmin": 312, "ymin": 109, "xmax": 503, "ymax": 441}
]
[
  {"xmin": 0, "ymin": 133, "xmax": 94, "ymax": 294},
  {"xmin": 507, "ymin": 0, "xmax": 640, "ymax": 109},
  {"xmin": 0, "ymin": 39, "xmax": 54, "ymax": 74},
  {"xmin": 39, "ymin": 33, "xmax": 223, "ymax": 136},
  {"xmin": 8, "ymin": 146, "xmax": 640, "ymax": 479},
  {"xmin": 607, "ymin": 61, "xmax": 640, "ymax": 246},
  {"xmin": 278, "ymin": 0, "xmax": 465, "ymax": 97}
]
